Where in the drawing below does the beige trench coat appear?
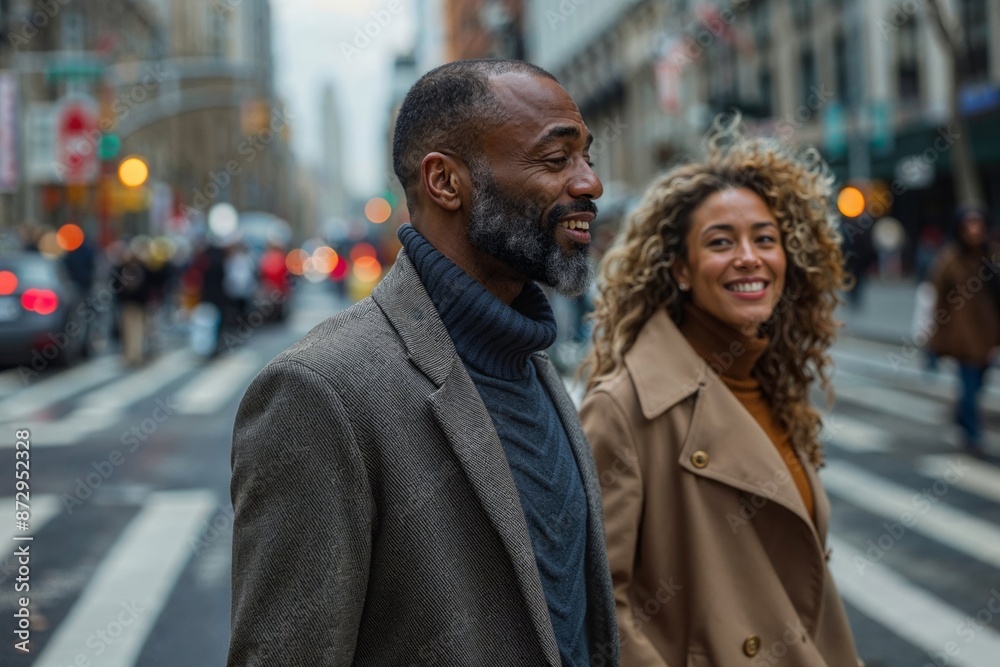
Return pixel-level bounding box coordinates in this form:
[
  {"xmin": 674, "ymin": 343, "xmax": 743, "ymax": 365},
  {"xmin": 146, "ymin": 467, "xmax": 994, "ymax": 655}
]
[{"xmin": 581, "ymin": 308, "xmax": 860, "ymax": 666}]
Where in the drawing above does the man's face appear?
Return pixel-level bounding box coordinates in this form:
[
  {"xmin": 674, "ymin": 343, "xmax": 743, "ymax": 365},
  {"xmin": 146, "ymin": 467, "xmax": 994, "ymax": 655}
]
[{"xmin": 465, "ymin": 73, "xmax": 603, "ymax": 297}]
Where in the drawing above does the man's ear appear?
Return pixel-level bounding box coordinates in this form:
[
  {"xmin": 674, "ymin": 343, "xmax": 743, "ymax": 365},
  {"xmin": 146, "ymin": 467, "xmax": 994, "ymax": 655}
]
[{"xmin": 420, "ymin": 152, "xmax": 466, "ymax": 212}]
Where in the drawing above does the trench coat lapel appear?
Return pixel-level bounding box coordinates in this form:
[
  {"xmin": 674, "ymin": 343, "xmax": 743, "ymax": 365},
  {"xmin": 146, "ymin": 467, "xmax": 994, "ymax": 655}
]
[
  {"xmin": 626, "ymin": 308, "xmax": 824, "ymax": 547},
  {"xmin": 372, "ymin": 252, "xmax": 561, "ymax": 666}
]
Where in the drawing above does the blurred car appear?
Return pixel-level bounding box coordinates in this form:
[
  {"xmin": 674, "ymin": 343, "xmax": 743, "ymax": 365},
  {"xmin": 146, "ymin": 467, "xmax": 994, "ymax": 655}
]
[{"xmin": 0, "ymin": 252, "xmax": 89, "ymax": 368}]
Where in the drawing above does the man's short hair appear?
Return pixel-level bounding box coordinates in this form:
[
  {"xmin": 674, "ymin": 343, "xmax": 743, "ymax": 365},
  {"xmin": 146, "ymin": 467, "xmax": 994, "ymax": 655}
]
[{"xmin": 391, "ymin": 59, "xmax": 557, "ymax": 209}]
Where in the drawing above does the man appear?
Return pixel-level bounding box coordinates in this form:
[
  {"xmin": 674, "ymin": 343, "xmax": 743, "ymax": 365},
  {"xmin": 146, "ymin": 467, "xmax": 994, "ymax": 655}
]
[{"xmin": 229, "ymin": 59, "xmax": 618, "ymax": 666}]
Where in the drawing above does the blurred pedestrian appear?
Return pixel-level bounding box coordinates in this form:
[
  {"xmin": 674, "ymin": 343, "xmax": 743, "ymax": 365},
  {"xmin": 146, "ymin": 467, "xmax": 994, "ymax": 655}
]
[
  {"xmin": 223, "ymin": 239, "xmax": 257, "ymax": 334},
  {"xmin": 229, "ymin": 59, "xmax": 617, "ymax": 666},
  {"xmin": 580, "ymin": 116, "xmax": 860, "ymax": 665},
  {"xmin": 929, "ymin": 205, "xmax": 1000, "ymax": 454},
  {"xmin": 114, "ymin": 239, "xmax": 150, "ymax": 367}
]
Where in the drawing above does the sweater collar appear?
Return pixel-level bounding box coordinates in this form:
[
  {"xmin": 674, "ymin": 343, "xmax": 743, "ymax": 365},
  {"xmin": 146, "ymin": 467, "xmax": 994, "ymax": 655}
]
[
  {"xmin": 398, "ymin": 224, "xmax": 557, "ymax": 380},
  {"xmin": 679, "ymin": 302, "xmax": 769, "ymax": 381}
]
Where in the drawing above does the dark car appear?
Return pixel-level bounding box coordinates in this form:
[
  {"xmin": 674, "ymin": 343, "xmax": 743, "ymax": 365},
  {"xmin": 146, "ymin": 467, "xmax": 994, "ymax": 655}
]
[{"xmin": 0, "ymin": 252, "xmax": 90, "ymax": 368}]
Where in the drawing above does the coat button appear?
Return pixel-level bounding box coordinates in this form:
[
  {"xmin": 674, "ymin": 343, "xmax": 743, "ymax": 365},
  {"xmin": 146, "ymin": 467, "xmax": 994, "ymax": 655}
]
[
  {"xmin": 743, "ymin": 634, "xmax": 761, "ymax": 657},
  {"xmin": 691, "ymin": 450, "xmax": 709, "ymax": 468}
]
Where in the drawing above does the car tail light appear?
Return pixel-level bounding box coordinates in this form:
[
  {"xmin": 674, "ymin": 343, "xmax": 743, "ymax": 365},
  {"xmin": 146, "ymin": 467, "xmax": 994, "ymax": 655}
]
[{"xmin": 21, "ymin": 289, "xmax": 59, "ymax": 315}]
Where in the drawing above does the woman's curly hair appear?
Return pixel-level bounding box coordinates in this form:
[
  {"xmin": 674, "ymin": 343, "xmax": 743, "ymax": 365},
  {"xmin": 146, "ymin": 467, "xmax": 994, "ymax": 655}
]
[{"xmin": 582, "ymin": 115, "xmax": 847, "ymax": 466}]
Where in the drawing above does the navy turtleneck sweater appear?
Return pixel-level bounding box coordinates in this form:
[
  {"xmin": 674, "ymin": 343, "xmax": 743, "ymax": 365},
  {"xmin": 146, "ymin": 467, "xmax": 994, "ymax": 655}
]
[{"xmin": 399, "ymin": 224, "xmax": 591, "ymax": 666}]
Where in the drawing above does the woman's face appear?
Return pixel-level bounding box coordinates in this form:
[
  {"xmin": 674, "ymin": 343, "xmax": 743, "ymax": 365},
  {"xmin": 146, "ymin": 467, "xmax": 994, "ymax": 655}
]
[
  {"xmin": 673, "ymin": 187, "xmax": 787, "ymax": 332},
  {"xmin": 959, "ymin": 213, "xmax": 987, "ymax": 247}
]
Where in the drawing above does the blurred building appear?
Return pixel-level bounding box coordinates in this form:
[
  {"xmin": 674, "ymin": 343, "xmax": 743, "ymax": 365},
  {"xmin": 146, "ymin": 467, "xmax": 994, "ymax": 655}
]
[
  {"xmin": 0, "ymin": 0, "xmax": 299, "ymax": 245},
  {"xmin": 525, "ymin": 0, "xmax": 1000, "ymax": 262},
  {"xmin": 319, "ymin": 83, "xmax": 348, "ymax": 236},
  {"xmin": 444, "ymin": 0, "xmax": 524, "ymax": 60}
]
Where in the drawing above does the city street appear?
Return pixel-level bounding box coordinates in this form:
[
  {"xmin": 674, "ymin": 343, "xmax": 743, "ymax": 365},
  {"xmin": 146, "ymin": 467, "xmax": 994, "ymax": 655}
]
[{"xmin": 0, "ymin": 281, "xmax": 998, "ymax": 667}]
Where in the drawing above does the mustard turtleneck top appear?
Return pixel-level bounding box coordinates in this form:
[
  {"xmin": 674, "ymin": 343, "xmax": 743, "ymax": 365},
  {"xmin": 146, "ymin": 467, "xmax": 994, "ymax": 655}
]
[{"xmin": 679, "ymin": 302, "xmax": 815, "ymax": 522}]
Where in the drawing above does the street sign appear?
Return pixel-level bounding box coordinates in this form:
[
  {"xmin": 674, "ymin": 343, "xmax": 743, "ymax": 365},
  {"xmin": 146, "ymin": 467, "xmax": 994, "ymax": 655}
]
[
  {"xmin": 58, "ymin": 95, "xmax": 99, "ymax": 185},
  {"xmin": 25, "ymin": 103, "xmax": 59, "ymax": 184}
]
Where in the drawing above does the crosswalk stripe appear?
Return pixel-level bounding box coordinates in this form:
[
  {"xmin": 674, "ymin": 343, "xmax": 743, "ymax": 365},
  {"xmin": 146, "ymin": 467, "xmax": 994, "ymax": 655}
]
[
  {"xmin": 833, "ymin": 383, "xmax": 945, "ymax": 425},
  {"xmin": 175, "ymin": 349, "xmax": 260, "ymax": 415},
  {"xmin": 822, "ymin": 414, "xmax": 892, "ymax": 452},
  {"xmin": 823, "ymin": 460, "xmax": 1000, "ymax": 569},
  {"xmin": 917, "ymin": 455, "xmax": 1000, "ymax": 505},
  {"xmin": 828, "ymin": 535, "xmax": 1000, "ymax": 667},
  {"xmin": 74, "ymin": 349, "xmax": 196, "ymax": 416},
  {"xmin": 0, "ymin": 494, "xmax": 61, "ymax": 546},
  {"xmin": 0, "ymin": 356, "xmax": 120, "ymax": 422},
  {"xmin": 32, "ymin": 490, "xmax": 217, "ymax": 667}
]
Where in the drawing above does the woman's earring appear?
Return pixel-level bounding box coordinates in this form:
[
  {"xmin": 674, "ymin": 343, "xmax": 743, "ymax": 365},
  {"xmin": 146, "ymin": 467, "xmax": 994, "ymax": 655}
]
[{"xmin": 678, "ymin": 282, "xmax": 688, "ymax": 291}]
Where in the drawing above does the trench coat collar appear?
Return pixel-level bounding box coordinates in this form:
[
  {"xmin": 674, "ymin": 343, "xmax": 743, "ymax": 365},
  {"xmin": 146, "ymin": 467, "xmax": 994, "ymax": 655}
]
[
  {"xmin": 624, "ymin": 306, "xmax": 829, "ymax": 546},
  {"xmin": 372, "ymin": 251, "xmax": 562, "ymax": 666}
]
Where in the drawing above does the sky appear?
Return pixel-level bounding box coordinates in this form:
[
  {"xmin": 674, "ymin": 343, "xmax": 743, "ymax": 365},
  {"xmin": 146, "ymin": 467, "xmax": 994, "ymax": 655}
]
[{"xmin": 271, "ymin": 0, "xmax": 416, "ymax": 198}]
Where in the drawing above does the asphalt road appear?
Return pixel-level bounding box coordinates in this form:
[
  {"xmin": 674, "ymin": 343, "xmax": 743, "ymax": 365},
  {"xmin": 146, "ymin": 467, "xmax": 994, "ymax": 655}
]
[{"xmin": 0, "ymin": 281, "xmax": 997, "ymax": 667}]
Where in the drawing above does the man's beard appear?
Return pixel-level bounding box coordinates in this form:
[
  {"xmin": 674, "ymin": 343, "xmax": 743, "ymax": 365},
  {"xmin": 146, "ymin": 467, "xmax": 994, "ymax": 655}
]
[{"xmin": 466, "ymin": 166, "xmax": 596, "ymax": 298}]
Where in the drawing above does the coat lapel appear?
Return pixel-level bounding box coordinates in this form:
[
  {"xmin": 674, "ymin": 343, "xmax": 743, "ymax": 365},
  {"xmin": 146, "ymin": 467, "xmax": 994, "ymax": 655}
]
[
  {"xmin": 534, "ymin": 354, "xmax": 620, "ymax": 663},
  {"xmin": 372, "ymin": 252, "xmax": 560, "ymax": 665},
  {"xmin": 626, "ymin": 308, "xmax": 824, "ymax": 548}
]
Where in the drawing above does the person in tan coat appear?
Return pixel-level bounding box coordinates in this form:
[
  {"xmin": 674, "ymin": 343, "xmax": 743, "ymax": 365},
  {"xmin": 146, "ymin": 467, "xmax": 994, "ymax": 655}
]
[
  {"xmin": 580, "ymin": 117, "xmax": 861, "ymax": 666},
  {"xmin": 929, "ymin": 206, "xmax": 1000, "ymax": 454}
]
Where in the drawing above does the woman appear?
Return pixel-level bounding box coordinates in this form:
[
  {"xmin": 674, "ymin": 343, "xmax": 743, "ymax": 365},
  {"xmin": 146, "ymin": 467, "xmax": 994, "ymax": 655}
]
[
  {"xmin": 580, "ymin": 118, "xmax": 860, "ymax": 666},
  {"xmin": 929, "ymin": 206, "xmax": 1000, "ymax": 454}
]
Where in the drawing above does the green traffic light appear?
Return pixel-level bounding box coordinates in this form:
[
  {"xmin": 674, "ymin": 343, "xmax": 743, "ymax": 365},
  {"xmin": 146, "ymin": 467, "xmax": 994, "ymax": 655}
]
[{"xmin": 98, "ymin": 133, "xmax": 121, "ymax": 161}]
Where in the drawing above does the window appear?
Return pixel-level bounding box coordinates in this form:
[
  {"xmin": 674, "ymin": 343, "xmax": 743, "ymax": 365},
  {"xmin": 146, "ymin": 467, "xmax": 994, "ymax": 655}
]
[
  {"xmin": 759, "ymin": 66, "xmax": 773, "ymax": 117},
  {"xmin": 960, "ymin": 0, "xmax": 989, "ymax": 82},
  {"xmin": 799, "ymin": 46, "xmax": 816, "ymax": 107},
  {"xmin": 752, "ymin": 0, "xmax": 771, "ymax": 50},
  {"xmin": 789, "ymin": 0, "xmax": 812, "ymax": 27},
  {"xmin": 834, "ymin": 30, "xmax": 849, "ymax": 102},
  {"xmin": 896, "ymin": 15, "xmax": 920, "ymax": 101}
]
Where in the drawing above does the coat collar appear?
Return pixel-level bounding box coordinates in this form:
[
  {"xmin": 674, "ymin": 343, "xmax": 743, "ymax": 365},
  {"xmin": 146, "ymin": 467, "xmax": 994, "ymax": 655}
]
[
  {"xmin": 372, "ymin": 251, "xmax": 612, "ymax": 665},
  {"xmin": 625, "ymin": 306, "xmax": 829, "ymax": 545}
]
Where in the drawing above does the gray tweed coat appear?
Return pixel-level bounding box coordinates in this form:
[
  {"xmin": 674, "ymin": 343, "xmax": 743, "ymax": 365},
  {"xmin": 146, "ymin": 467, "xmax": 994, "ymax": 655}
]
[{"xmin": 228, "ymin": 250, "xmax": 619, "ymax": 666}]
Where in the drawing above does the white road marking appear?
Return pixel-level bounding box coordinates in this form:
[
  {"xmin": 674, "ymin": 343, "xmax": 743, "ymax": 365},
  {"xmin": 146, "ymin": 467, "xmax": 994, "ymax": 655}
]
[
  {"xmin": 175, "ymin": 349, "xmax": 260, "ymax": 415},
  {"xmin": 822, "ymin": 414, "xmax": 892, "ymax": 452},
  {"xmin": 74, "ymin": 349, "xmax": 196, "ymax": 417},
  {"xmin": 0, "ymin": 356, "xmax": 120, "ymax": 421},
  {"xmin": 823, "ymin": 460, "xmax": 1000, "ymax": 569},
  {"xmin": 0, "ymin": 494, "xmax": 61, "ymax": 546},
  {"xmin": 32, "ymin": 490, "xmax": 217, "ymax": 667},
  {"xmin": 918, "ymin": 455, "xmax": 1000, "ymax": 505},
  {"xmin": 833, "ymin": 382, "xmax": 946, "ymax": 425},
  {"xmin": 828, "ymin": 535, "xmax": 1000, "ymax": 667}
]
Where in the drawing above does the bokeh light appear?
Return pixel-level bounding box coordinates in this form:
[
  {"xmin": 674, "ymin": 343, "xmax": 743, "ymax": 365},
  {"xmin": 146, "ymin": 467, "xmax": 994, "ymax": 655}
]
[
  {"xmin": 285, "ymin": 248, "xmax": 309, "ymax": 275},
  {"xmin": 118, "ymin": 156, "xmax": 149, "ymax": 187},
  {"xmin": 311, "ymin": 246, "xmax": 340, "ymax": 274},
  {"xmin": 349, "ymin": 242, "xmax": 376, "ymax": 263},
  {"xmin": 364, "ymin": 197, "xmax": 392, "ymax": 224},
  {"xmin": 208, "ymin": 203, "xmax": 239, "ymax": 239},
  {"xmin": 38, "ymin": 232, "xmax": 63, "ymax": 258},
  {"xmin": 0, "ymin": 271, "xmax": 17, "ymax": 295},
  {"xmin": 57, "ymin": 224, "xmax": 85, "ymax": 252},
  {"xmin": 353, "ymin": 255, "xmax": 382, "ymax": 282},
  {"xmin": 837, "ymin": 186, "xmax": 866, "ymax": 218}
]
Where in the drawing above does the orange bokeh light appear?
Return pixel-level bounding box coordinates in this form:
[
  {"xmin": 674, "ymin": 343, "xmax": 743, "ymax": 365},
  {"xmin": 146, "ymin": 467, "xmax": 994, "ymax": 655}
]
[
  {"xmin": 353, "ymin": 256, "xmax": 382, "ymax": 282},
  {"xmin": 349, "ymin": 242, "xmax": 376, "ymax": 263},
  {"xmin": 837, "ymin": 186, "xmax": 866, "ymax": 218},
  {"xmin": 285, "ymin": 248, "xmax": 309, "ymax": 275},
  {"xmin": 364, "ymin": 197, "xmax": 392, "ymax": 224},
  {"xmin": 118, "ymin": 156, "xmax": 149, "ymax": 187},
  {"xmin": 0, "ymin": 270, "xmax": 17, "ymax": 295},
  {"xmin": 311, "ymin": 246, "xmax": 340, "ymax": 274},
  {"xmin": 57, "ymin": 224, "xmax": 85, "ymax": 252}
]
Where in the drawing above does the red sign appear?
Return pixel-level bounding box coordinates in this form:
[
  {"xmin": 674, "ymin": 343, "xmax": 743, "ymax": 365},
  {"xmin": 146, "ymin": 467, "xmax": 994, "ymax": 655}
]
[{"xmin": 58, "ymin": 96, "xmax": 99, "ymax": 184}]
